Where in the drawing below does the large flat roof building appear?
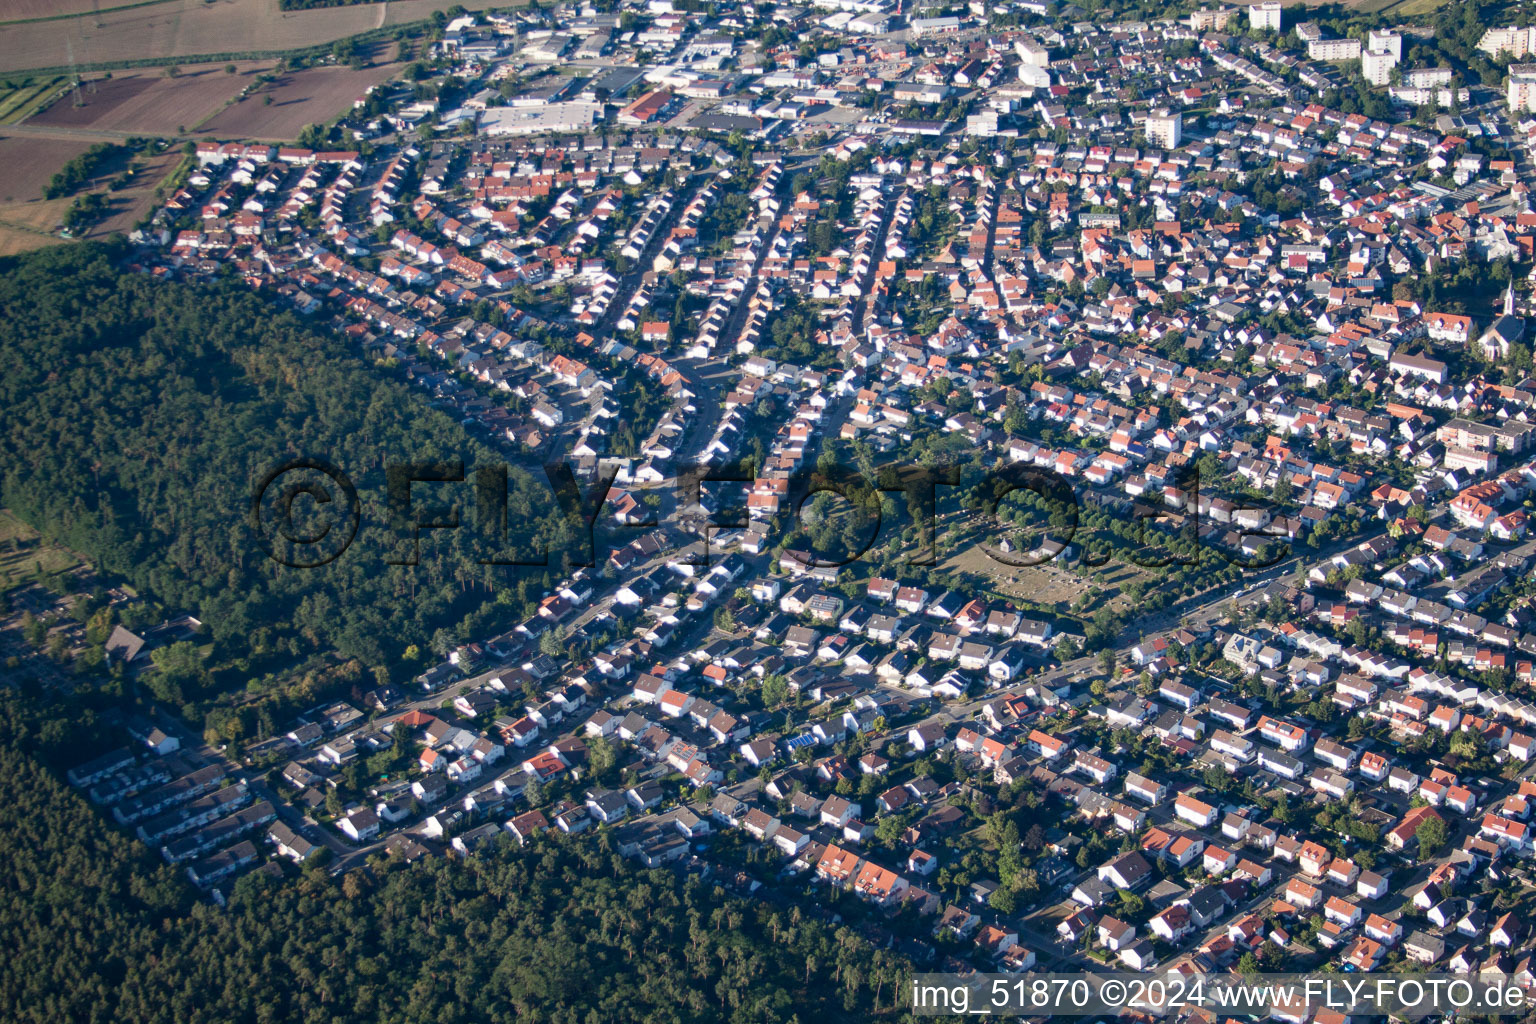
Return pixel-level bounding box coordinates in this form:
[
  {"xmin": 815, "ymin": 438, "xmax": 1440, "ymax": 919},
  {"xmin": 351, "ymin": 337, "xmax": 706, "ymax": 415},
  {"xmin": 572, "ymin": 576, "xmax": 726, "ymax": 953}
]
[{"xmin": 479, "ymin": 102, "xmax": 604, "ymax": 136}]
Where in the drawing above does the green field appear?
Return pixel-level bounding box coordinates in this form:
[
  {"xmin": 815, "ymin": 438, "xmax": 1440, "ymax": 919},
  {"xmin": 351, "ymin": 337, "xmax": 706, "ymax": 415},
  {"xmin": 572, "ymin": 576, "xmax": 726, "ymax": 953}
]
[
  {"xmin": 0, "ymin": 75, "xmax": 65, "ymax": 124},
  {"xmin": 0, "ymin": 508, "xmax": 81, "ymax": 589},
  {"xmin": 1358, "ymin": 0, "xmax": 1449, "ymax": 14}
]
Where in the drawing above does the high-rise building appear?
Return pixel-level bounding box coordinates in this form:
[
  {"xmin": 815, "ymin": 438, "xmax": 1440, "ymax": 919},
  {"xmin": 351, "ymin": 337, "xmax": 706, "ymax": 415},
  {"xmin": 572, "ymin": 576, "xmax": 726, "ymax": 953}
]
[
  {"xmin": 1362, "ymin": 32, "xmax": 1401, "ymax": 86},
  {"xmin": 1145, "ymin": 110, "xmax": 1181, "ymax": 150},
  {"xmin": 1185, "ymin": 6, "xmax": 1235, "ymax": 31},
  {"xmin": 1362, "ymin": 49, "xmax": 1397, "ymax": 86},
  {"xmin": 1014, "ymin": 37, "xmax": 1049, "ymax": 67},
  {"xmin": 1480, "ymin": 26, "xmax": 1536, "ymax": 59},
  {"xmin": 1367, "ymin": 30, "xmax": 1402, "ymax": 60},
  {"xmin": 1404, "ymin": 67, "xmax": 1452, "ymax": 89},
  {"xmin": 1508, "ymin": 64, "xmax": 1536, "ymax": 113},
  {"xmin": 1307, "ymin": 37, "xmax": 1362, "ymax": 61},
  {"xmin": 1249, "ymin": 1, "xmax": 1282, "ymax": 32}
]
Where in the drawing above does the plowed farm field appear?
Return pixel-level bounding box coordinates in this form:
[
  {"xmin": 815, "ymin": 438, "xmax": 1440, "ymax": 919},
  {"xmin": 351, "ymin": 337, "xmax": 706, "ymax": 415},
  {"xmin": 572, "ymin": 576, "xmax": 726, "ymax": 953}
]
[
  {"xmin": 194, "ymin": 60, "xmax": 401, "ymax": 141},
  {"xmin": 0, "ymin": 135, "xmax": 94, "ymax": 203},
  {"xmin": 28, "ymin": 63, "xmax": 267, "ymax": 135},
  {"xmin": 0, "ymin": 0, "xmax": 505, "ymax": 74}
]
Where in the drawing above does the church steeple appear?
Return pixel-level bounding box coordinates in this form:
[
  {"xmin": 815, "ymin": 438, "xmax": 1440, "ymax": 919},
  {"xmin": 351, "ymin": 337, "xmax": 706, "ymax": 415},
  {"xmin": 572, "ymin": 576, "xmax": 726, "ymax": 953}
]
[{"xmin": 1506, "ymin": 280, "xmax": 1516, "ymax": 318}]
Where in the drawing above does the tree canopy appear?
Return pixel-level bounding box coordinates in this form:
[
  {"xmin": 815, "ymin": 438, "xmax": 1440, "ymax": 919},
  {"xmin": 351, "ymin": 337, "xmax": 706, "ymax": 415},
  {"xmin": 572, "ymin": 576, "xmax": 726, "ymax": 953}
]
[{"xmin": 0, "ymin": 244, "xmax": 570, "ymax": 717}]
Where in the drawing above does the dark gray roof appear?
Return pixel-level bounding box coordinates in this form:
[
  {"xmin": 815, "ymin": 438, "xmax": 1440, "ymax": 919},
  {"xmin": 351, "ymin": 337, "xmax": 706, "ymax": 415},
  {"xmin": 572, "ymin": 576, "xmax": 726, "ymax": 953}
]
[{"xmin": 106, "ymin": 625, "xmax": 146, "ymax": 663}]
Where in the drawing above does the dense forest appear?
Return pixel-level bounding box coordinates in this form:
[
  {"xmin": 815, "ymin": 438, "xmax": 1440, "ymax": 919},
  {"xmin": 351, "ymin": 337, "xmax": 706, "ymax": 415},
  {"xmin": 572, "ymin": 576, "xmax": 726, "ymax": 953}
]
[
  {"xmin": 0, "ymin": 244, "xmax": 571, "ymax": 706},
  {"xmin": 0, "ymin": 691, "xmax": 920, "ymax": 1024}
]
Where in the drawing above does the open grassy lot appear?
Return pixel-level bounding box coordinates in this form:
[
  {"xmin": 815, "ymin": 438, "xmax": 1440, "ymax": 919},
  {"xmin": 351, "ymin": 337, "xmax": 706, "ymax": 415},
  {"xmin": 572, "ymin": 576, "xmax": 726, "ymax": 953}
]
[
  {"xmin": 942, "ymin": 544, "xmax": 1102, "ymax": 609},
  {"xmin": 1370, "ymin": 0, "xmax": 1449, "ymax": 14},
  {"xmin": 195, "ymin": 58, "xmax": 400, "ymax": 140},
  {"xmin": 0, "ymin": 510, "xmax": 81, "ymax": 590},
  {"xmin": 0, "ymin": 0, "xmax": 504, "ymax": 74},
  {"xmin": 0, "ymin": 193, "xmax": 83, "ymax": 255},
  {"xmin": 28, "ymin": 62, "xmax": 269, "ymax": 135},
  {"xmin": 0, "ymin": 211, "xmax": 70, "ymax": 255},
  {"xmin": 934, "ymin": 507, "xmax": 1159, "ymax": 618}
]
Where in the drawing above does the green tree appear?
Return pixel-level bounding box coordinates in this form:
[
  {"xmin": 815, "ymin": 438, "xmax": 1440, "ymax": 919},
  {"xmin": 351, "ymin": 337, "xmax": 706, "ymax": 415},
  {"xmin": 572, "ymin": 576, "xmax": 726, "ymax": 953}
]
[
  {"xmin": 762, "ymin": 673, "xmax": 789, "ymax": 708},
  {"xmin": 1414, "ymin": 814, "xmax": 1447, "ymax": 860},
  {"xmin": 588, "ymin": 735, "xmax": 616, "ymax": 780}
]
